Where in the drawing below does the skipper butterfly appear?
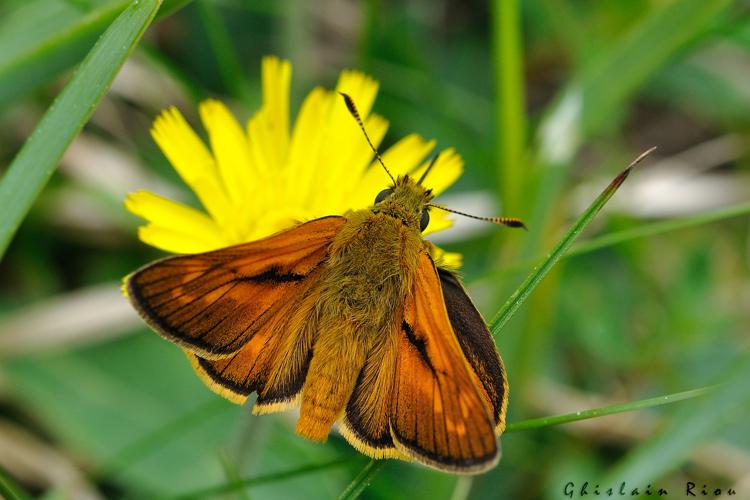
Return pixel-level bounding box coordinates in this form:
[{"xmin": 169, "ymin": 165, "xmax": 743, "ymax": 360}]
[{"xmin": 125, "ymin": 94, "xmax": 524, "ymax": 473}]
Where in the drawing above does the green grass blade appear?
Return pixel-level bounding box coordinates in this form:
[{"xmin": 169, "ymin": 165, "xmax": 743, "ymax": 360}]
[
  {"xmin": 217, "ymin": 448, "xmax": 251, "ymax": 500},
  {"xmin": 602, "ymin": 357, "xmax": 750, "ymax": 486},
  {"xmin": 0, "ymin": 466, "xmax": 30, "ymax": 500},
  {"xmin": 337, "ymin": 460, "xmax": 386, "ymax": 500},
  {"xmin": 166, "ymin": 458, "xmax": 352, "ymax": 500},
  {"xmin": 0, "ymin": 0, "xmax": 163, "ymax": 259},
  {"xmin": 566, "ymin": 200, "xmax": 750, "ymax": 257},
  {"xmin": 491, "ymin": 0, "xmax": 526, "ymax": 214},
  {"xmin": 469, "ymin": 199, "xmax": 750, "ymax": 284},
  {"xmin": 504, "ymin": 386, "xmax": 714, "ymax": 433},
  {"xmin": 489, "ymin": 148, "xmax": 656, "ymax": 336}
]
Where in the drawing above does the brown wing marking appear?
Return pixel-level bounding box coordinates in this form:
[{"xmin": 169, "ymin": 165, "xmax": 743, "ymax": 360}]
[
  {"xmin": 126, "ymin": 216, "xmax": 346, "ymax": 359},
  {"xmin": 187, "ymin": 265, "xmax": 324, "ymax": 407},
  {"xmin": 390, "ymin": 251, "xmax": 499, "ymax": 474},
  {"xmin": 437, "ymin": 268, "xmax": 508, "ymax": 434}
]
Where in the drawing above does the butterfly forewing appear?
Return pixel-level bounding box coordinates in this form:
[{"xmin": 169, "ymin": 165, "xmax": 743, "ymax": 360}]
[
  {"xmin": 390, "ymin": 251, "xmax": 499, "ymax": 473},
  {"xmin": 126, "ymin": 216, "xmax": 346, "ymax": 359}
]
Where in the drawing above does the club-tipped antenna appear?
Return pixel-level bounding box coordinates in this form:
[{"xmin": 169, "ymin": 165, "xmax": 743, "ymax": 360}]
[
  {"xmin": 417, "ymin": 153, "xmax": 440, "ymax": 186},
  {"xmin": 339, "ymin": 92, "xmax": 396, "ymax": 184},
  {"xmin": 428, "ymin": 204, "xmax": 527, "ymax": 230}
]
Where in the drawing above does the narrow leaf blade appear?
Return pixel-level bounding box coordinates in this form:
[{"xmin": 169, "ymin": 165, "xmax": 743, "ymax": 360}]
[
  {"xmin": 489, "ymin": 148, "xmax": 656, "ymax": 336},
  {"xmin": 0, "ymin": 0, "xmax": 163, "ymax": 258}
]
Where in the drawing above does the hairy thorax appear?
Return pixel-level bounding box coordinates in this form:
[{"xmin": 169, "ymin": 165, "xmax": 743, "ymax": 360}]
[{"xmin": 317, "ymin": 208, "xmax": 423, "ymax": 334}]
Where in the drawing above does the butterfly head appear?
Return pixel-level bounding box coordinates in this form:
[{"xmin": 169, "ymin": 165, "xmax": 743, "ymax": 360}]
[
  {"xmin": 340, "ymin": 92, "xmax": 528, "ymax": 233},
  {"xmin": 373, "ymin": 175, "xmax": 434, "ymax": 232}
]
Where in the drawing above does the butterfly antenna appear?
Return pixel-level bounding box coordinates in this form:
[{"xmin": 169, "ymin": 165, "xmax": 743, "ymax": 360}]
[
  {"xmin": 417, "ymin": 153, "xmax": 440, "ymax": 186},
  {"xmin": 340, "ymin": 92, "xmax": 396, "ymax": 184},
  {"xmin": 428, "ymin": 204, "xmax": 528, "ymax": 230}
]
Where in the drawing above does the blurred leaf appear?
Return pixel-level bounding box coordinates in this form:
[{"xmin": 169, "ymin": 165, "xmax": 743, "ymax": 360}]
[
  {"xmin": 195, "ymin": 0, "xmax": 253, "ymax": 107},
  {"xmin": 4, "ymin": 333, "xmax": 232, "ymax": 494},
  {"xmin": 538, "ymin": 0, "xmax": 733, "ymax": 166},
  {"xmin": 491, "ymin": 0, "xmax": 526, "ymax": 214},
  {"xmin": 101, "ymin": 399, "xmax": 227, "ymax": 476},
  {"xmin": 603, "ymin": 356, "xmax": 750, "ymax": 486},
  {"xmin": 0, "ymin": 0, "xmax": 127, "ymax": 109},
  {"xmin": 4, "ymin": 333, "xmax": 351, "ymax": 497},
  {"xmin": 648, "ymin": 43, "xmax": 750, "ymax": 127},
  {"xmin": 170, "ymin": 458, "xmax": 354, "ymax": 500},
  {"xmin": 0, "ymin": 0, "xmax": 163, "ymax": 258},
  {"xmin": 137, "ymin": 43, "xmax": 205, "ymax": 104},
  {"xmin": 0, "ymin": 0, "xmax": 191, "ymax": 108}
]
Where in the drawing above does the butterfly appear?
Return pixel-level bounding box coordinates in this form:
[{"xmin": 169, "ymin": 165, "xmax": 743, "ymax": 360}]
[{"xmin": 125, "ymin": 94, "xmax": 525, "ymax": 474}]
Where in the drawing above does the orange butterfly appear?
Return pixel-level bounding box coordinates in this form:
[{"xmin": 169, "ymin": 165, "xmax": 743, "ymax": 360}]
[{"xmin": 125, "ymin": 94, "xmax": 524, "ymax": 474}]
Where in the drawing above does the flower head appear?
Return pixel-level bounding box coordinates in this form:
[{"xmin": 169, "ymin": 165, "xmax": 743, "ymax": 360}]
[{"xmin": 126, "ymin": 56, "xmax": 463, "ymax": 266}]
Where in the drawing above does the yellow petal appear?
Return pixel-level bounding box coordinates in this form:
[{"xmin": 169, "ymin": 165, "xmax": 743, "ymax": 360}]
[
  {"xmin": 150, "ymin": 107, "xmax": 231, "ymax": 223},
  {"xmin": 433, "ymin": 248, "xmax": 463, "ymax": 269},
  {"xmin": 423, "ymin": 208, "xmax": 454, "ymax": 235},
  {"xmin": 247, "ymin": 56, "xmax": 291, "ymax": 172},
  {"xmin": 410, "ymin": 147, "xmax": 463, "ymax": 195},
  {"xmin": 323, "ymin": 113, "xmax": 389, "ymax": 214},
  {"xmin": 316, "ymin": 73, "xmax": 383, "ymax": 203},
  {"xmin": 125, "ymin": 190, "xmax": 224, "ymax": 243},
  {"xmin": 137, "ymin": 224, "xmax": 228, "ymax": 254},
  {"xmin": 286, "ymin": 87, "xmax": 330, "ymax": 206},
  {"xmin": 199, "ymin": 100, "xmax": 255, "ymax": 206},
  {"xmin": 336, "ymin": 70, "xmax": 379, "ymax": 117}
]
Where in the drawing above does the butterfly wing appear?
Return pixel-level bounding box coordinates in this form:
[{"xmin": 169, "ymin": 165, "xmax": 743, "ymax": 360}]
[
  {"xmin": 187, "ymin": 276, "xmax": 321, "ymax": 408},
  {"xmin": 437, "ymin": 268, "xmax": 508, "ymax": 433},
  {"xmin": 125, "ymin": 216, "xmax": 346, "ymax": 360},
  {"xmin": 189, "ymin": 265, "xmax": 329, "ymax": 410},
  {"xmin": 339, "ymin": 331, "xmax": 403, "ymax": 460},
  {"xmin": 390, "ymin": 250, "xmax": 499, "ymax": 473}
]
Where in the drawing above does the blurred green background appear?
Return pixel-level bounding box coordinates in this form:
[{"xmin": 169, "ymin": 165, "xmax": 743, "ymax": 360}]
[{"xmin": 1, "ymin": 0, "xmax": 749, "ymax": 499}]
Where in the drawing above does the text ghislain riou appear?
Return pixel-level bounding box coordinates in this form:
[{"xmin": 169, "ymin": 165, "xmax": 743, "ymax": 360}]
[{"xmin": 564, "ymin": 481, "xmax": 737, "ymax": 497}]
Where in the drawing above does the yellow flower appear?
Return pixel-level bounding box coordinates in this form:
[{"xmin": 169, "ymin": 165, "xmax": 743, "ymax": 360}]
[{"xmin": 125, "ymin": 56, "xmax": 463, "ymax": 266}]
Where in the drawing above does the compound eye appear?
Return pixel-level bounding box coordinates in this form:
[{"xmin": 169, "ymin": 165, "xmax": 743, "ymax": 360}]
[
  {"xmin": 420, "ymin": 209, "xmax": 430, "ymax": 232},
  {"xmin": 375, "ymin": 188, "xmax": 394, "ymax": 204}
]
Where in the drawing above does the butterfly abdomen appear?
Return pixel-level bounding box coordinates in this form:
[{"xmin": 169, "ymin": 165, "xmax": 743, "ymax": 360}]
[{"xmin": 295, "ymin": 209, "xmax": 422, "ymax": 441}]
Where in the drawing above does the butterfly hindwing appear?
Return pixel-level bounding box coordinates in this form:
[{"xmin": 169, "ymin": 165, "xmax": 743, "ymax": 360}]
[
  {"xmin": 125, "ymin": 216, "xmax": 346, "ymax": 360},
  {"xmin": 438, "ymin": 268, "xmax": 508, "ymax": 432},
  {"xmin": 340, "ymin": 331, "xmax": 401, "ymax": 459},
  {"xmin": 390, "ymin": 251, "xmax": 499, "ymax": 473}
]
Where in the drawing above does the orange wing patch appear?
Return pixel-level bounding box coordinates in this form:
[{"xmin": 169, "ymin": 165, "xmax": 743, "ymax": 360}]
[
  {"xmin": 187, "ymin": 266, "xmax": 322, "ymax": 406},
  {"xmin": 390, "ymin": 251, "xmax": 499, "ymax": 474},
  {"xmin": 126, "ymin": 216, "xmax": 346, "ymax": 360}
]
